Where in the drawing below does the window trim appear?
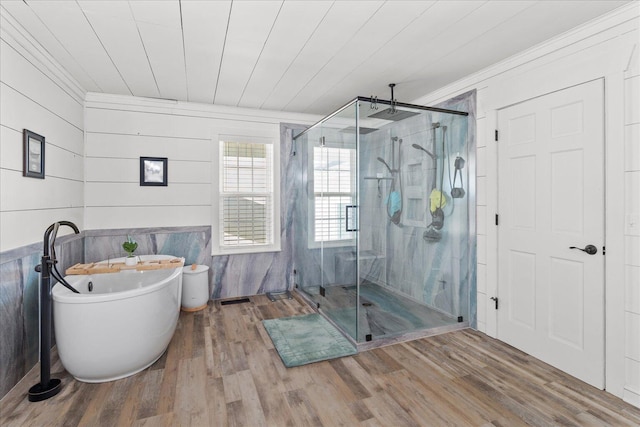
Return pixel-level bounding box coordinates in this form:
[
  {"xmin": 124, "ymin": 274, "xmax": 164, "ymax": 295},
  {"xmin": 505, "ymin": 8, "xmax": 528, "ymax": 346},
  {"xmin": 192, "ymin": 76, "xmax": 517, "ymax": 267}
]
[{"xmin": 212, "ymin": 134, "xmax": 281, "ymax": 256}]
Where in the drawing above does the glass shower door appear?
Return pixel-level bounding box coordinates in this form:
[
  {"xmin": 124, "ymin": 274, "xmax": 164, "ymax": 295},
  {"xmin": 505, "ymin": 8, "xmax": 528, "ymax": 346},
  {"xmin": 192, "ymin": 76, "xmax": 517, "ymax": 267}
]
[{"xmin": 296, "ymin": 99, "xmax": 358, "ymax": 340}]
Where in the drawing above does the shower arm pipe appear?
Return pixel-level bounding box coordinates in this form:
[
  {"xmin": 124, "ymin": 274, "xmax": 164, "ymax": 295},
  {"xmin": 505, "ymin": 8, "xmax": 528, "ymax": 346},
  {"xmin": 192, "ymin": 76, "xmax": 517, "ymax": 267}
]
[{"xmin": 292, "ymin": 96, "xmax": 468, "ymax": 141}]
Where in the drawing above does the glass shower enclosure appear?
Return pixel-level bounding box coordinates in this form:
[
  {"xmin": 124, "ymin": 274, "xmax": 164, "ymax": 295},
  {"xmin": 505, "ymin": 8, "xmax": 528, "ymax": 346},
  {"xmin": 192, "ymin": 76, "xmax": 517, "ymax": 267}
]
[{"xmin": 293, "ymin": 97, "xmax": 471, "ymax": 346}]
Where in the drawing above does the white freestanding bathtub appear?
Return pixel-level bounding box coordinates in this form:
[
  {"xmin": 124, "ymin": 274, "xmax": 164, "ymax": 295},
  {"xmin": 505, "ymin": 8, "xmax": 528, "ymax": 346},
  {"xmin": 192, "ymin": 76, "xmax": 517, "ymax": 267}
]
[{"xmin": 52, "ymin": 255, "xmax": 184, "ymax": 383}]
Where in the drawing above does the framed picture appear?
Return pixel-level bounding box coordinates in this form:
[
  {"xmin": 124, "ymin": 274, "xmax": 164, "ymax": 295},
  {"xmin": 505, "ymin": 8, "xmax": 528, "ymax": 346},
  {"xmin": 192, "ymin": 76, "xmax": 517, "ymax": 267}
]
[
  {"xmin": 23, "ymin": 129, "xmax": 45, "ymax": 179},
  {"xmin": 140, "ymin": 157, "xmax": 168, "ymax": 186}
]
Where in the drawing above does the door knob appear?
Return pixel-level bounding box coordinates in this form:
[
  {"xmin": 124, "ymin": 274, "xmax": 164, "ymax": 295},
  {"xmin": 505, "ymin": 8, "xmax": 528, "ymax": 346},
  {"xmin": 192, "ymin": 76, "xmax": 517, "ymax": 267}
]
[{"xmin": 569, "ymin": 244, "xmax": 598, "ymax": 255}]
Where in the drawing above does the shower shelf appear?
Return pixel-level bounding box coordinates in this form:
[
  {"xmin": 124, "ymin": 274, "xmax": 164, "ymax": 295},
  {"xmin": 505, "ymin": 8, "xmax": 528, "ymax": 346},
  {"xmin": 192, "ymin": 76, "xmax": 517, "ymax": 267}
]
[{"xmin": 364, "ymin": 176, "xmax": 393, "ymax": 180}]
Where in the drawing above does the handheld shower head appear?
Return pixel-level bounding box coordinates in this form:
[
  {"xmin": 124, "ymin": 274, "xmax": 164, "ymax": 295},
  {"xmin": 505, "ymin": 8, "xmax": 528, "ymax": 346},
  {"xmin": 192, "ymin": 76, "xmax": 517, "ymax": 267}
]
[
  {"xmin": 411, "ymin": 144, "xmax": 436, "ymax": 160},
  {"xmin": 377, "ymin": 157, "xmax": 393, "ymax": 173}
]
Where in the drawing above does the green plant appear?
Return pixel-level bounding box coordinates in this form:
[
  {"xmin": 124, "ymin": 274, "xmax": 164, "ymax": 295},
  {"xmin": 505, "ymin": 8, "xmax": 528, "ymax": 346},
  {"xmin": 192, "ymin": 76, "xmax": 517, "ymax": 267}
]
[{"xmin": 122, "ymin": 235, "xmax": 138, "ymax": 257}]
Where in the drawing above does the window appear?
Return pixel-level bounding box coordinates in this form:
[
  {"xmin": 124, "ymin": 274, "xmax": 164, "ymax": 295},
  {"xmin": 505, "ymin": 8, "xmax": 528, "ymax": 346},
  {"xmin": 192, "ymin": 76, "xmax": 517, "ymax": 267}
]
[
  {"xmin": 310, "ymin": 145, "xmax": 356, "ymax": 247},
  {"xmin": 213, "ymin": 138, "xmax": 280, "ymax": 255}
]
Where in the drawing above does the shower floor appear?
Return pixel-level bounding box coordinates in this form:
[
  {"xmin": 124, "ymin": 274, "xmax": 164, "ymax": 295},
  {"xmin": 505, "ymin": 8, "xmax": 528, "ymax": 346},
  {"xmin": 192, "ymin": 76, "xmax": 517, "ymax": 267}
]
[{"xmin": 301, "ymin": 281, "xmax": 458, "ymax": 343}]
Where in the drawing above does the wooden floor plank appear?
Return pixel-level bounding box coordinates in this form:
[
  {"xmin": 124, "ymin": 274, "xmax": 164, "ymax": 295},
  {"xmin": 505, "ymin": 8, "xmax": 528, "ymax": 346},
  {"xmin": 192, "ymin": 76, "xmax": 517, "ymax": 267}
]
[
  {"xmin": 1, "ymin": 296, "xmax": 639, "ymax": 426},
  {"xmin": 174, "ymin": 357, "xmax": 210, "ymax": 426}
]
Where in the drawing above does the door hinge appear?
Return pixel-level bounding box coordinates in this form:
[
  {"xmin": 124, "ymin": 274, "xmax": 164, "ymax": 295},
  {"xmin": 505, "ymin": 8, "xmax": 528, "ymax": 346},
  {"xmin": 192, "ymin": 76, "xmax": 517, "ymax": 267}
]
[
  {"xmin": 602, "ymin": 246, "xmax": 606, "ymax": 255},
  {"xmin": 495, "ymin": 214, "xmax": 499, "ymax": 226},
  {"xmin": 319, "ymin": 136, "xmax": 326, "ymax": 146},
  {"xmin": 495, "ymin": 129, "xmax": 499, "ymax": 141},
  {"xmin": 490, "ymin": 296, "xmax": 498, "ymax": 310}
]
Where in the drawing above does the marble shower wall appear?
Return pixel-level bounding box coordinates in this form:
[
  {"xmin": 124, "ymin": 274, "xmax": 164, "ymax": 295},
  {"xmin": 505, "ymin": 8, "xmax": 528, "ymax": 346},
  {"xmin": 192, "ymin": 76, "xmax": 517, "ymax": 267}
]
[
  {"xmin": 0, "ymin": 234, "xmax": 83, "ymax": 399},
  {"xmin": 359, "ymin": 91, "xmax": 476, "ymax": 323}
]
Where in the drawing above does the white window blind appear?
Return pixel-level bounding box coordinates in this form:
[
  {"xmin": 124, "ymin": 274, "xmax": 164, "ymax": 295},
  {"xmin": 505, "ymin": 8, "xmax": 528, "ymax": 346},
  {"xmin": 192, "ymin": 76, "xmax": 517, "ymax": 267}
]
[
  {"xmin": 313, "ymin": 146, "xmax": 355, "ymax": 243},
  {"xmin": 220, "ymin": 141, "xmax": 274, "ymax": 249}
]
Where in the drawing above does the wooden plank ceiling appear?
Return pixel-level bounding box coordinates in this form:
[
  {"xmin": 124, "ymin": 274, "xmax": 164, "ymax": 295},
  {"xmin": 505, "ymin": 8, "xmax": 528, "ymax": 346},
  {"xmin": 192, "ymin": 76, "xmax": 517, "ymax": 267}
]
[{"xmin": 0, "ymin": 0, "xmax": 630, "ymax": 115}]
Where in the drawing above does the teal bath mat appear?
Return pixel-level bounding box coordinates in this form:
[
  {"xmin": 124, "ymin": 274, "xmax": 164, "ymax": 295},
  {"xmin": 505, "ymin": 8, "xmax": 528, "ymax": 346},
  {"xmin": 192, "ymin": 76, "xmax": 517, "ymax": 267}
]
[{"xmin": 262, "ymin": 313, "xmax": 357, "ymax": 368}]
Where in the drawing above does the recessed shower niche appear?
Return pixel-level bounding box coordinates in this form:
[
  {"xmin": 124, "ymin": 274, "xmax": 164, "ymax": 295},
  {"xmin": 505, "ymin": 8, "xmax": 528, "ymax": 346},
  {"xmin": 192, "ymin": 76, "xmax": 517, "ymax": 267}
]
[{"xmin": 292, "ymin": 96, "xmax": 474, "ymax": 347}]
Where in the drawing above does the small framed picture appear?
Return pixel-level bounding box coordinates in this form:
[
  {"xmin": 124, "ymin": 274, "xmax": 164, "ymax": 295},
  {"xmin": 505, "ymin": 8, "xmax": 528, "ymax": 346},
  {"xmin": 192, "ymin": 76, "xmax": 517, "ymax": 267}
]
[
  {"xmin": 23, "ymin": 129, "xmax": 45, "ymax": 179},
  {"xmin": 140, "ymin": 157, "xmax": 168, "ymax": 186}
]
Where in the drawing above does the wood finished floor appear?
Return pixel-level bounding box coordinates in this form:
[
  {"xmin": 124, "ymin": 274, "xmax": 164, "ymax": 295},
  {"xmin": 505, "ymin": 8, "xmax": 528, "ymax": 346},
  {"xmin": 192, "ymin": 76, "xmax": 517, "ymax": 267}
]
[{"xmin": 1, "ymin": 294, "xmax": 639, "ymax": 427}]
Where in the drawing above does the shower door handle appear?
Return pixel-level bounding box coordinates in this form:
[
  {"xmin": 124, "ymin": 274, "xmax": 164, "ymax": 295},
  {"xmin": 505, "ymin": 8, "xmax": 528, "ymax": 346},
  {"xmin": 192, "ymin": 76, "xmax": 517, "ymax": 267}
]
[{"xmin": 346, "ymin": 205, "xmax": 358, "ymax": 232}]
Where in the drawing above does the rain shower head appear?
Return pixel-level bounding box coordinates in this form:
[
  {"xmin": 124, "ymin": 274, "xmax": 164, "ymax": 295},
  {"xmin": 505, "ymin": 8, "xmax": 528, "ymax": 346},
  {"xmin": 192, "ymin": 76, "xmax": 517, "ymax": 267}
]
[
  {"xmin": 369, "ymin": 108, "xmax": 420, "ymax": 122},
  {"xmin": 377, "ymin": 157, "xmax": 393, "ymax": 173},
  {"xmin": 411, "ymin": 143, "xmax": 435, "ymax": 160}
]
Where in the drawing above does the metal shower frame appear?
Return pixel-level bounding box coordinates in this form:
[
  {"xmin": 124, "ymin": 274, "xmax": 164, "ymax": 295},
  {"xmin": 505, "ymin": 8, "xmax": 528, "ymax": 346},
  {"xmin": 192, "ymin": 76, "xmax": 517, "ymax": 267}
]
[{"xmin": 292, "ymin": 96, "xmax": 469, "ymax": 141}]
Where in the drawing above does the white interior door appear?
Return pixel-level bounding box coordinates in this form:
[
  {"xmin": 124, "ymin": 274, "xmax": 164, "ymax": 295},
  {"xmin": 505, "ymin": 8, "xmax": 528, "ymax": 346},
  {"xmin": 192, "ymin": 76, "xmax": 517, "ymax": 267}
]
[{"xmin": 497, "ymin": 79, "xmax": 605, "ymax": 389}]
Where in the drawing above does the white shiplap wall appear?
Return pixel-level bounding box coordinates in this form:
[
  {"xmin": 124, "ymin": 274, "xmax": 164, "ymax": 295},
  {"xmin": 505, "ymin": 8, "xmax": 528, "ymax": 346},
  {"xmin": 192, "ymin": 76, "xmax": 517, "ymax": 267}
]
[
  {"xmin": 413, "ymin": 3, "xmax": 639, "ymax": 407},
  {"xmin": 624, "ymin": 42, "xmax": 640, "ymax": 407},
  {"xmin": 0, "ymin": 10, "xmax": 85, "ymax": 251},
  {"xmin": 84, "ymin": 93, "xmax": 319, "ymax": 230}
]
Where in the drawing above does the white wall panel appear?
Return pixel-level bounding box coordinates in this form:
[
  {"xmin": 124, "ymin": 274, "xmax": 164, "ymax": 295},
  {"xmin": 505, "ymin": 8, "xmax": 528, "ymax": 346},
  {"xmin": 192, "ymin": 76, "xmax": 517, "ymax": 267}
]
[
  {"xmin": 625, "ymin": 76, "xmax": 640, "ymax": 125},
  {"xmin": 626, "ymin": 312, "xmax": 640, "ymax": 361},
  {"xmin": 626, "ymin": 358, "xmax": 640, "ymax": 397},
  {"xmin": 477, "ymin": 263, "xmax": 487, "ymax": 294},
  {"xmin": 625, "ymin": 124, "xmax": 640, "ymax": 172},
  {"xmin": 477, "ymin": 234, "xmax": 486, "ymax": 265},
  {"xmin": 85, "ymin": 133, "xmax": 210, "ymax": 160},
  {"xmin": 0, "ymin": 208, "xmax": 83, "ymax": 251},
  {"xmin": 626, "ymin": 236, "xmax": 640, "ymax": 267},
  {"xmin": 624, "ymin": 38, "xmax": 640, "ymax": 408},
  {"xmin": 476, "ymin": 176, "xmax": 486, "ymax": 206},
  {"xmin": 85, "ymin": 206, "xmax": 211, "ymax": 230},
  {"xmin": 477, "ymin": 292, "xmax": 487, "ymax": 324},
  {"xmin": 476, "ymin": 117, "xmax": 487, "ymax": 147},
  {"xmin": 477, "ymin": 205, "xmax": 487, "ymax": 235},
  {"xmin": 0, "ymin": 40, "xmax": 83, "ymax": 128},
  {"xmin": 626, "ymin": 171, "xmax": 640, "ymax": 219},
  {"xmin": 0, "ymin": 126, "xmax": 23, "ymax": 171},
  {"xmin": 1, "ymin": 123, "xmax": 83, "ymax": 182},
  {"xmin": 45, "ymin": 145, "xmax": 84, "ymax": 182},
  {"xmin": 1, "ymin": 83, "xmax": 83, "ymax": 154},
  {"xmin": 85, "ymin": 182, "xmax": 210, "ymax": 207},
  {"xmin": 85, "ymin": 108, "xmax": 210, "ymax": 139},
  {"xmin": 86, "ymin": 158, "xmax": 210, "ymax": 184},
  {"xmin": 626, "ymin": 265, "xmax": 640, "ymax": 315},
  {"xmin": 477, "ymin": 146, "xmax": 487, "ymax": 177},
  {"xmin": 84, "ymin": 93, "xmax": 317, "ymax": 231},
  {"xmin": 1, "ymin": 170, "xmax": 83, "ymax": 211},
  {"xmin": 1, "ymin": 18, "xmax": 84, "ymax": 251}
]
